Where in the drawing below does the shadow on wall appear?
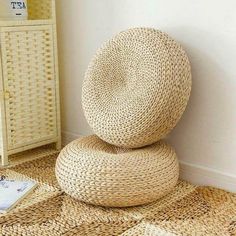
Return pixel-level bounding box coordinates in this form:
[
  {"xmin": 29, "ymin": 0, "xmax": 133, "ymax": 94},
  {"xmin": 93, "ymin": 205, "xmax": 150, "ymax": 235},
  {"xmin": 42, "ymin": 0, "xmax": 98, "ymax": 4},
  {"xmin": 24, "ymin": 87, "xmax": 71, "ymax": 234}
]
[
  {"xmin": 56, "ymin": 0, "xmax": 93, "ymax": 135},
  {"xmin": 56, "ymin": 0, "xmax": 123, "ymax": 137},
  {"xmin": 167, "ymin": 27, "xmax": 235, "ymax": 173}
]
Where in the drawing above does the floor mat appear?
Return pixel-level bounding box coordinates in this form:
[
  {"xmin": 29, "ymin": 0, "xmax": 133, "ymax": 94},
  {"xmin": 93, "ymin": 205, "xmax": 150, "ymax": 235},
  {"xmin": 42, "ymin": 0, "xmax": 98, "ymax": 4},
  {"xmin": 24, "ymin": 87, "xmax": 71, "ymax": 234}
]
[{"xmin": 0, "ymin": 151, "xmax": 236, "ymax": 236}]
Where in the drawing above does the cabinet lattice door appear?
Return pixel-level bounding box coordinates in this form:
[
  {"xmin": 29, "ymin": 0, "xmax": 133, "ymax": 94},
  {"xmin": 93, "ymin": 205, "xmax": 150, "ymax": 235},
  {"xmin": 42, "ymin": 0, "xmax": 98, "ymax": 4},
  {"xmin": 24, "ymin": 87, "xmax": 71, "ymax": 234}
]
[{"xmin": 0, "ymin": 25, "xmax": 57, "ymax": 150}]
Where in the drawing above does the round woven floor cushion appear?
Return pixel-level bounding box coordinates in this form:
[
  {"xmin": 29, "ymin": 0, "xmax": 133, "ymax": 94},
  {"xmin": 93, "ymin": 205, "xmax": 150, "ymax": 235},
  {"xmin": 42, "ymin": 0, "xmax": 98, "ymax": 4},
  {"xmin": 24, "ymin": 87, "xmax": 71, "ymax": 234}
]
[
  {"xmin": 82, "ymin": 27, "xmax": 192, "ymax": 148},
  {"xmin": 55, "ymin": 135, "xmax": 179, "ymax": 207}
]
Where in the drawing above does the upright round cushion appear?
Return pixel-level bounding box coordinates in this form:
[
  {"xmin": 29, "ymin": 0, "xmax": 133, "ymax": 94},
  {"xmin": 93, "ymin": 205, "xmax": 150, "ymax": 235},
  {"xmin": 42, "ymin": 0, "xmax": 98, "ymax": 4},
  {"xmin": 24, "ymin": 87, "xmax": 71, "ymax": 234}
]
[
  {"xmin": 55, "ymin": 135, "xmax": 179, "ymax": 207},
  {"xmin": 82, "ymin": 28, "xmax": 191, "ymax": 148}
]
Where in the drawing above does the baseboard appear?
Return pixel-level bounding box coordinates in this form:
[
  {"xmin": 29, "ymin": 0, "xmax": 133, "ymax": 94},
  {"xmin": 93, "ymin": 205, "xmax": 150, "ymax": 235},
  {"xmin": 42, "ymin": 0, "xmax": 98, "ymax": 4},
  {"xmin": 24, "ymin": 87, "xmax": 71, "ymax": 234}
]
[
  {"xmin": 62, "ymin": 131, "xmax": 236, "ymax": 193},
  {"xmin": 180, "ymin": 161, "xmax": 236, "ymax": 192}
]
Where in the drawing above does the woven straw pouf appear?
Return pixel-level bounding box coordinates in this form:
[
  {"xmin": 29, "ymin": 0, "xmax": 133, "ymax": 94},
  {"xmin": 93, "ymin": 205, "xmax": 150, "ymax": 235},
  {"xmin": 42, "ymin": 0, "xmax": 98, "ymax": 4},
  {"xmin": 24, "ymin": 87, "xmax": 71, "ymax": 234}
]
[
  {"xmin": 82, "ymin": 28, "xmax": 192, "ymax": 148},
  {"xmin": 55, "ymin": 135, "xmax": 179, "ymax": 207}
]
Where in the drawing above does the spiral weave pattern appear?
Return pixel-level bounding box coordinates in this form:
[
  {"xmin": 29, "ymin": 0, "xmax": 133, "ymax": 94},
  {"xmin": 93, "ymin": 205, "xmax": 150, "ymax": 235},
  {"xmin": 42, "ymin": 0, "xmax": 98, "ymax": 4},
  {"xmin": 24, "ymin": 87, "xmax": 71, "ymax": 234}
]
[
  {"xmin": 55, "ymin": 135, "xmax": 179, "ymax": 207},
  {"xmin": 82, "ymin": 28, "xmax": 192, "ymax": 148}
]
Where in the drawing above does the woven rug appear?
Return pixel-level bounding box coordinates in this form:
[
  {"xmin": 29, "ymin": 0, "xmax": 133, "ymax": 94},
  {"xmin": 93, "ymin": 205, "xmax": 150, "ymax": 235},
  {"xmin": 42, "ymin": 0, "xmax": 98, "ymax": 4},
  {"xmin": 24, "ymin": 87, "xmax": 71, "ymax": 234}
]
[{"xmin": 0, "ymin": 150, "xmax": 236, "ymax": 236}]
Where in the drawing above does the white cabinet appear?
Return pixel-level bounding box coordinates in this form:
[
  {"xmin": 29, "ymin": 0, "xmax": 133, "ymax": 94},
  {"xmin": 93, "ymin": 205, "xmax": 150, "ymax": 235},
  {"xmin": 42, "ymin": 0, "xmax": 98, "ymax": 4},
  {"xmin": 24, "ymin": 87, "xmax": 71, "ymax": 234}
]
[{"xmin": 0, "ymin": 0, "xmax": 61, "ymax": 166}]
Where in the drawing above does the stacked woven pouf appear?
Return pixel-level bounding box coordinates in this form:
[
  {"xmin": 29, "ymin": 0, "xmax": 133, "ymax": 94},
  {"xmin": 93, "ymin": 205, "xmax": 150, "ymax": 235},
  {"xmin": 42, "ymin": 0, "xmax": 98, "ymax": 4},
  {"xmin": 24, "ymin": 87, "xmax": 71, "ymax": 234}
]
[{"xmin": 56, "ymin": 28, "xmax": 192, "ymax": 207}]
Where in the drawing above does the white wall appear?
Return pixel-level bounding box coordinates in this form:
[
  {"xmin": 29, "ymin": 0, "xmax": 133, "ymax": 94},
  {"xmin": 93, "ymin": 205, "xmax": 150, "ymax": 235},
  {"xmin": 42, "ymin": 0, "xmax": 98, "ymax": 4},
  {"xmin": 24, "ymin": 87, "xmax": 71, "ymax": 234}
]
[{"xmin": 56, "ymin": 0, "xmax": 236, "ymax": 191}]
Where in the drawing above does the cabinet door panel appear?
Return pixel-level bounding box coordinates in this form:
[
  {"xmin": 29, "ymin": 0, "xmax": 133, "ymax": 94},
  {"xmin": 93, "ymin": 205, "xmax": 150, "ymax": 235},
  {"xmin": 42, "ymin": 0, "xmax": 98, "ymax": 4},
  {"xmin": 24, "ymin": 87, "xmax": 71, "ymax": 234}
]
[{"xmin": 0, "ymin": 25, "xmax": 57, "ymax": 150}]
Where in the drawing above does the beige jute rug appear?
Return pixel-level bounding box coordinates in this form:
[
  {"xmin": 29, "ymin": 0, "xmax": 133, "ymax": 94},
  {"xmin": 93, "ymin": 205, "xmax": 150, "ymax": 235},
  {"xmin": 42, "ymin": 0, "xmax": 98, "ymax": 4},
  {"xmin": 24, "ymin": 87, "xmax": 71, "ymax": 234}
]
[{"xmin": 0, "ymin": 148, "xmax": 236, "ymax": 236}]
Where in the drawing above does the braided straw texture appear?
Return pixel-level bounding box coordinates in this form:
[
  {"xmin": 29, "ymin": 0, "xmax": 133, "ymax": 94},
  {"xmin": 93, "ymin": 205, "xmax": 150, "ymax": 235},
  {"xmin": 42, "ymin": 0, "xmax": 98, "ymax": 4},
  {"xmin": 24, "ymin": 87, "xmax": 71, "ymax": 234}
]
[
  {"xmin": 1, "ymin": 151, "xmax": 236, "ymax": 235},
  {"xmin": 82, "ymin": 28, "xmax": 192, "ymax": 148},
  {"xmin": 55, "ymin": 135, "xmax": 179, "ymax": 207}
]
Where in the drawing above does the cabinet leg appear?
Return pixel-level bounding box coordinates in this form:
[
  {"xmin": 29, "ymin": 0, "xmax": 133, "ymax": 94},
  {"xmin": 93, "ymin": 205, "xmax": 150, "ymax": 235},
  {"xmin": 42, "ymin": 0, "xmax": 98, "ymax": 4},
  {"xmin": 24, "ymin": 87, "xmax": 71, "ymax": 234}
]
[
  {"xmin": 1, "ymin": 152, "xmax": 9, "ymax": 167},
  {"xmin": 55, "ymin": 140, "xmax": 61, "ymax": 151}
]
